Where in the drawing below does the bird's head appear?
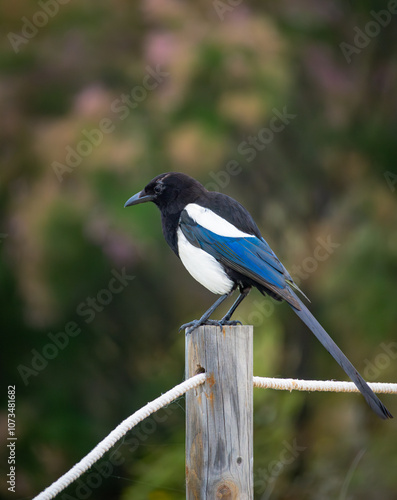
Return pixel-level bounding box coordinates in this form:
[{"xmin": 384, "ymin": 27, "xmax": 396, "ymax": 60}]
[{"xmin": 124, "ymin": 172, "xmax": 204, "ymax": 213}]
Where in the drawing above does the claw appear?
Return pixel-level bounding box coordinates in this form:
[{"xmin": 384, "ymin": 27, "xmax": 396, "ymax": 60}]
[
  {"xmin": 223, "ymin": 320, "xmax": 242, "ymax": 326},
  {"xmin": 179, "ymin": 318, "xmax": 243, "ymax": 334},
  {"xmin": 179, "ymin": 320, "xmax": 201, "ymax": 334}
]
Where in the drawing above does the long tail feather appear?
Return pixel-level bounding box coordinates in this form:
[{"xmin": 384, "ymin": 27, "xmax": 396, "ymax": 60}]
[{"xmin": 289, "ymin": 290, "xmax": 392, "ymax": 420}]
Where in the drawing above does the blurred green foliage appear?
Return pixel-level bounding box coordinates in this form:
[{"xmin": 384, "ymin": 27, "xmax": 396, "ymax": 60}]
[{"xmin": 1, "ymin": 1, "xmax": 397, "ymax": 498}]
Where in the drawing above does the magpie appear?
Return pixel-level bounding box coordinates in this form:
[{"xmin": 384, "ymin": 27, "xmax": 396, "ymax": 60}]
[{"xmin": 125, "ymin": 172, "xmax": 392, "ymax": 420}]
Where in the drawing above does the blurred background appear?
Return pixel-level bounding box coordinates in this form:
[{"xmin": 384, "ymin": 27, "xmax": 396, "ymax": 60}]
[{"xmin": 1, "ymin": 1, "xmax": 397, "ymax": 498}]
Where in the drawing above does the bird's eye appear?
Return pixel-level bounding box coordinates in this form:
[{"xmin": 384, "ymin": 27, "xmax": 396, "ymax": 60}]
[{"xmin": 154, "ymin": 184, "xmax": 163, "ymax": 194}]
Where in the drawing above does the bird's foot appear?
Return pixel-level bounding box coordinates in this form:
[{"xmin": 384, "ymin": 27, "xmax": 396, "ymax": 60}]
[
  {"xmin": 180, "ymin": 319, "xmax": 242, "ymax": 335},
  {"xmin": 179, "ymin": 319, "xmax": 207, "ymax": 335}
]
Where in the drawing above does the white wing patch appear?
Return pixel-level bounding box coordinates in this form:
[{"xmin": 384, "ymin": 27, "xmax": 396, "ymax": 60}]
[
  {"xmin": 177, "ymin": 229, "xmax": 234, "ymax": 295},
  {"xmin": 184, "ymin": 203, "xmax": 254, "ymax": 238}
]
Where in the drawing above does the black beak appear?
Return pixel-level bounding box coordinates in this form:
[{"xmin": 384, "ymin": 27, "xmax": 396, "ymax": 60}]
[{"xmin": 124, "ymin": 191, "xmax": 154, "ymax": 207}]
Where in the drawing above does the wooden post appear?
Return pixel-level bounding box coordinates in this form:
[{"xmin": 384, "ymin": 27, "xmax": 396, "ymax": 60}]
[{"xmin": 185, "ymin": 325, "xmax": 253, "ymax": 500}]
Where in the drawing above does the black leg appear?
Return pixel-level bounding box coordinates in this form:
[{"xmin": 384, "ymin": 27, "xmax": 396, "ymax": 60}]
[
  {"xmin": 220, "ymin": 287, "xmax": 251, "ymax": 322},
  {"xmin": 179, "ymin": 290, "xmax": 234, "ymax": 334}
]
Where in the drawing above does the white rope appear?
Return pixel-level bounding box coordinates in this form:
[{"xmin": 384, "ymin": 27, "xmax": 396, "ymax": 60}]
[
  {"xmin": 33, "ymin": 373, "xmax": 206, "ymax": 500},
  {"xmin": 253, "ymin": 377, "xmax": 397, "ymax": 394},
  {"xmin": 33, "ymin": 373, "xmax": 396, "ymax": 500}
]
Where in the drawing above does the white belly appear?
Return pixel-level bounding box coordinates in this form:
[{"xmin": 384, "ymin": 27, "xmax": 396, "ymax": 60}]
[{"xmin": 177, "ymin": 229, "xmax": 234, "ymax": 295}]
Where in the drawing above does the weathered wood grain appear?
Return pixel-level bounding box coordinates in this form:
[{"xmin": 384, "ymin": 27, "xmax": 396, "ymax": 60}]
[{"xmin": 185, "ymin": 325, "xmax": 253, "ymax": 499}]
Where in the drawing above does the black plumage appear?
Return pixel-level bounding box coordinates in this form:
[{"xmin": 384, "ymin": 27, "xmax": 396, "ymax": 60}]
[{"xmin": 125, "ymin": 172, "xmax": 392, "ymax": 419}]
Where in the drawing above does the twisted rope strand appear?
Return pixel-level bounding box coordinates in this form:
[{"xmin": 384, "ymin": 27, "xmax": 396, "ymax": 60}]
[
  {"xmin": 33, "ymin": 373, "xmax": 206, "ymax": 500},
  {"xmin": 33, "ymin": 374, "xmax": 396, "ymax": 500},
  {"xmin": 253, "ymin": 377, "xmax": 397, "ymax": 394}
]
